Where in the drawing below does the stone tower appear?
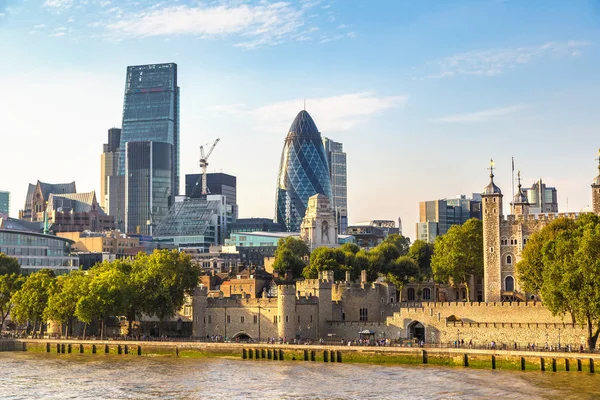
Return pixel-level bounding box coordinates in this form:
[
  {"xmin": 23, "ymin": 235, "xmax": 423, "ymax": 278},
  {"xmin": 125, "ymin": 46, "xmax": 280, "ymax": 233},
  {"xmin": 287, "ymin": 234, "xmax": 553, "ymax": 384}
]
[
  {"xmin": 592, "ymin": 150, "xmax": 600, "ymax": 215},
  {"xmin": 192, "ymin": 286, "xmax": 208, "ymax": 338},
  {"xmin": 511, "ymin": 171, "xmax": 530, "ymax": 218},
  {"xmin": 482, "ymin": 160, "xmax": 503, "ymax": 302},
  {"xmin": 277, "ymin": 284, "xmax": 297, "ymax": 341},
  {"xmin": 300, "ymin": 194, "xmax": 339, "ymax": 250}
]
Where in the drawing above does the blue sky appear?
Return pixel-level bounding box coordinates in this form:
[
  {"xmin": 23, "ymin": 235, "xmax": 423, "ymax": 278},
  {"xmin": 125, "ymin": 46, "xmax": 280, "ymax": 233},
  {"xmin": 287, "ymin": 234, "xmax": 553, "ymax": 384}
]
[{"xmin": 1, "ymin": 0, "xmax": 599, "ymax": 238}]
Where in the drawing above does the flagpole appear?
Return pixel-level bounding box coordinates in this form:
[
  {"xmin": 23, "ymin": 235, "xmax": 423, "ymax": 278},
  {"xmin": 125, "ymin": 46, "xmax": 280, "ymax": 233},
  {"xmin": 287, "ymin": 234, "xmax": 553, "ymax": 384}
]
[{"xmin": 511, "ymin": 156, "xmax": 515, "ymax": 214}]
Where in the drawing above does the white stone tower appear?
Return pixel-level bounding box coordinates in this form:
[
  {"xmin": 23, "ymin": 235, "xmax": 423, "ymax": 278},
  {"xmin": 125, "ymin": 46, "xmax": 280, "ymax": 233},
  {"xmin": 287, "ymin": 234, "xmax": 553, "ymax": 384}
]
[
  {"xmin": 482, "ymin": 159, "xmax": 503, "ymax": 302},
  {"xmin": 300, "ymin": 194, "xmax": 338, "ymax": 250}
]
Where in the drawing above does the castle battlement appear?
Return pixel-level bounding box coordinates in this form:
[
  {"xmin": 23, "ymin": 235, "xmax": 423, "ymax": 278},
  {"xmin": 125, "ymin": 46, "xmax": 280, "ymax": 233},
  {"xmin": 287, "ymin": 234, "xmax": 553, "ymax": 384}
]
[
  {"xmin": 501, "ymin": 212, "xmax": 580, "ymax": 223},
  {"xmin": 207, "ymin": 297, "xmax": 278, "ymax": 307},
  {"xmin": 396, "ymin": 301, "xmax": 546, "ymax": 311}
]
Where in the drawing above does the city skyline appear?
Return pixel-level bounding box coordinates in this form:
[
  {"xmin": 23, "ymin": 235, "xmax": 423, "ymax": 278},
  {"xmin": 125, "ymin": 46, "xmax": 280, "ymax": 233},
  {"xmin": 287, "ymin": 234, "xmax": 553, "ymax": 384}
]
[{"xmin": 1, "ymin": 0, "xmax": 599, "ymax": 239}]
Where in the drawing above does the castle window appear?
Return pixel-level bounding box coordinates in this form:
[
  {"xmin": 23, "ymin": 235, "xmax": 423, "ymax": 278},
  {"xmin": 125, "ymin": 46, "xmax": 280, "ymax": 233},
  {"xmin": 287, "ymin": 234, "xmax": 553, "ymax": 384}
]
[
  {"xmin": 286, "ymin": 315, "xmax": 289, "ymax": 323},
  {"xmin": 359, "ymin": 308, "xmax": 368, "ymax": 322},
  {"xmin": 490, "ymin": 247, "xmax": 494, "ymax": 253},
  {"xmin": 381, "ymin": 298, "xmax": 384, "ymax": 304},
  {"xmin": 310, "ymin": 315, "xmax": 313, "ymax": 323},
  {"xmin": 253, "ymin": 315, "xmax": 258, "ymax": 324},
  {"xmin": 273, "ymin": 316, "xmax": 277, "ymax": 324},
  {"xmin": 297, "ymin": 316, "xmax": 301, "ymax": 323},
  {"xmin": 241, "ymin": 316, "xmax": 245, "ymax": 323},
  {"xmin": 407, "ymin": 288, "xmax": 415, "ymax": 301},
  {"xmin": 506, "ymin": 255, "xmax": 512, "ymax": 265},
  {"xmin": 422, "ymin": 288, "xmax": 431, "ymax": 300},
  {"xmin": 226, "ymin": 315, "xmax": 231, "ymax": 324},
  {"xmin": 208, "ymin": 315, "xmax": 212, "ymax": 324}
]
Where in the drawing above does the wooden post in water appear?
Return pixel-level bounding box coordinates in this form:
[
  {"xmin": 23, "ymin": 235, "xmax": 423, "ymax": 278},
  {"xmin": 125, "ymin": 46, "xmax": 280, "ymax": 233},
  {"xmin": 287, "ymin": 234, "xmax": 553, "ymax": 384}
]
[
  {"xmin": 463, "ymin": 354, "xmax": 469, "ymax": 367},
  {"xmin": 124, "ymin": 345, "xmax": 129, "ymax": 355},
  {"xmin": 92, "ymin": 345, "xmax": 96, "ymax": 354},
  {"xmin": 330, "ymin": 350, "xmax": 335, "ymax": 363},
  {"xmin": 521, "ymin": 357, "xmax": 526, "ymax": 371},
  {"xmin": 255, "ymin": 348, "xmax": 260, "ymax": 359},
  {"xmin": 323, "ymin": 350, "xmax": 329, "ymax": 362},
  {"xmin": 56, "ymin": 343, "xmax": 60, "ymax": 353},
  {"xmin": 279, "ymin": 350, "xmax": 284, "ymax": 361},
  {"xmin": 337, "ymin": 351, "xmax": 342, "ymax": 363},
  {"xmin": 540, "ymin": 358, "xmax": 545, "ymax": 372},
  {"xmin": 491, "ymin": 355, "xmax": 496, "ymax": 370},
  {"xmin": 104, "ymin": 345, "xmax": 109, "ymax": 354},
  {"xmin": 61, "ymin": 344, "xmax": 65, "ymax": 354},
  {"xmin": 175, "ymin": 347, "xmax": 179, "ymax": 357},
  {"xmin": 267, "ymin": 349, "xmax": 272, "ymax": 360},
  {"xmin": 262, "ymin": 349, "xmax": 266, "ymax": 359},
  {"xmin": 117, "ymin": 345, "xmax": 122, "ymax": 355},
  {"xmin": 590, "ymin": 359, "xmax": 595, "ymax": 373},
  {"xmin": 304, "ymin": 350, "xmax": 309, "ymax": 361},
  {"xmin": 242, "ymin": 349, "xmax": 247, "ymax": 359},
  {"xmin": 79, "ymin": 344, "xmax": 84, "ymax": 354},
  {"xmin": 272, "ymin": 349, "xmax": 277, "ymax": 360},
  {"xmin": 552, "ymin": 359, "xmax": 557, "ymax": 372},
  {"xmin": 67, "ymin": 344, "xmax": 72, "ymax": 354},
  {"xmin": 22, "ymin": 342, "xmax": 26, "ymax": 352},
  {"xmin": 577, "ymin": 359, "xmax": 582, "ymax": 372},
  {"xmin": 46, "ymin": 343, "xmax": 50, "ymax": 353},
  {"xmin": 249, "ymin": 349, "xmax": 254, "ymax": 359},
  {"xmin": 311, "ymin": 350, "xmax": 316, "ymax": 362},
  {"xmin": 565, "ymin": 359, "xmax": 570, "ymax": 372},
  {"xmin": 137, "ymin": 345, "xmax": 142, "ymax": 356},
  {"xmin": 422, "ymin": 350, "xmax": 428, "ymax": 364}
]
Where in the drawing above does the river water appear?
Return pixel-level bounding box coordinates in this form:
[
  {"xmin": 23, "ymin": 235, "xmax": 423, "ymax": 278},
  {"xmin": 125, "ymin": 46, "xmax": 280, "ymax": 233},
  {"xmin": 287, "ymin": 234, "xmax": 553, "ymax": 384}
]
[{"xmin": 0, "ymin": 352, "xmax": 598, "ymax": 399}]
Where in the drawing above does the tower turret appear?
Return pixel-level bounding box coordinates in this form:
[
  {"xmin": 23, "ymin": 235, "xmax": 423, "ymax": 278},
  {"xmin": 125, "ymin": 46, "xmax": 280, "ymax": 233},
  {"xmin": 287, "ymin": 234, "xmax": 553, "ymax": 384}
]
[
  {"xmin": 482, "ymin": 159, "xmax": 503, "ymax": 302},
  {"xmin": 511, "ymin": 171, "xmax": 530, "ymax": 217},
  {"xmin": 277, "ymin": 284, "xmax": 297, "ymax": 341},
  {"xmin": 192, "ymin": 285, "xmax": 208, "ymax": 338}
]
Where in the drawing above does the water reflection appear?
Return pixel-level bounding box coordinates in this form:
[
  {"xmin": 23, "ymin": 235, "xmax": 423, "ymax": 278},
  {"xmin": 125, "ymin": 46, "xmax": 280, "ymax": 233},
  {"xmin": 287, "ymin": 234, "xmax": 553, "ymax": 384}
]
[{"xmin": 0, "ymin": 353, "xmax": 598, "ymax": 400}]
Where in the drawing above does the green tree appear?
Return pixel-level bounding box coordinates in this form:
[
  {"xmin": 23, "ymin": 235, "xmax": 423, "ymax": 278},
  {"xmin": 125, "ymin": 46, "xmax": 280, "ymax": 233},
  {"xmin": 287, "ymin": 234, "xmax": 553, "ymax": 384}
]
[
  {"xmin": 431, "ymin": 218, "xmax": 483, "ymax": 299},
  {"xmin": 0, "ymin": 273, "xmax": 24, "ymax": 332},
  {"xmin": 339, "ymin": 243, "xmax": 364, "ymax": 281},
  {"xmin": 11, "ymin": 269, "xmax": 56, "ymax": 335},
  {"xmin": 272, "ymin": 237, "xmax": 309, "ymax": 278},
  {"xmin": 134, "ymin": 250, "xmax": 200, "ymax": 323},
  {"xmin": 45, "ymin": 271, "xmax": 89, "ymax": 338},
  {"xmin": 0, "ymin": 253, "xmax": 21, "ymax": 275},
  {"xmin": 303, "ymin": 247, "xmax": 347, "ymax": 280},
  {"xmin": 517, "ymin": 214, "xmax": 600, "ymax": 349},
  {"xmin": 382, "ymin": 234, "xmax": 411, "ymax": 256},
  {"xmin": 368, "ymin": 243, "xmax": 400, "ymax": 281},
  {"xmin": 409, "ymin": 240, "xmax": 435, "ymax": 280},
  {"xmin": 385, "ymin": 256, "xmax": 419, "ymax": 290}
]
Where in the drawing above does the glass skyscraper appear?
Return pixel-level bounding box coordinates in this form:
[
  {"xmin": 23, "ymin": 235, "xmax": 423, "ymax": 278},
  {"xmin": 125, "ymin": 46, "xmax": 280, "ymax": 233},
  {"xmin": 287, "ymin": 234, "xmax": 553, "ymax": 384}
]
[
  {"xmin": 275, "ymin": 110, "xmax": 333, "ymax": 232},
  {"xmin": 125, "ymin": 141, "xmax": 173, "ymax": 235},
  {"xmin": 119, "ymin": 63, "xmax": 180, "ymax": 196},
  {"xmin": 0, "ymin": 191, "xmax": 9, "ymax": 216},
  {"xmin": 323, "ymin": 137, "xmax": 348, "ymax": 233}
]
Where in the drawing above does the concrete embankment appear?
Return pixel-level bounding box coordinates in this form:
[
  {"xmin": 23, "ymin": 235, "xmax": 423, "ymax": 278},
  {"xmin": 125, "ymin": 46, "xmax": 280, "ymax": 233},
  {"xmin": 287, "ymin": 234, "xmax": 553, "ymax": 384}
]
[{"xmin": 5, "ymin": 339, "xmax": 600, "ymax": 373}]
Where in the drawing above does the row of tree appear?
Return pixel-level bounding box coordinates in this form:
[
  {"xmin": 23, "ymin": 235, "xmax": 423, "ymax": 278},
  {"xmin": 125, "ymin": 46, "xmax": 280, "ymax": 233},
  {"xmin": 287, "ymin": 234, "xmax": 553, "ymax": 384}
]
[
  {"xmin": 272, "ymin": 219, "xmax": 484, "ymax": 298},
  {"xmin": 0, "ymin": 250, "xmax": 200, "ymax": 338}
]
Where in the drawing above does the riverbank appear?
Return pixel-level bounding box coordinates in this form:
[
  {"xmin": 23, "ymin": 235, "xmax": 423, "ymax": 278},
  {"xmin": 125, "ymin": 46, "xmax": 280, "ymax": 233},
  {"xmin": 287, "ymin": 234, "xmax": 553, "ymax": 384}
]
[{"xmin": 4, "ymin": 338, "xmax": 600, "ymax": 373}]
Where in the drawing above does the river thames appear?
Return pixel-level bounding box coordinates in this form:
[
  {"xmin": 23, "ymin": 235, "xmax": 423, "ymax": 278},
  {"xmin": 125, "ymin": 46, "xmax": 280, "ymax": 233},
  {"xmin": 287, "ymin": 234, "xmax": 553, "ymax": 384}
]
[{"xmin": 1, "ymin": 352, "xmax": 598, "ymax": 399}]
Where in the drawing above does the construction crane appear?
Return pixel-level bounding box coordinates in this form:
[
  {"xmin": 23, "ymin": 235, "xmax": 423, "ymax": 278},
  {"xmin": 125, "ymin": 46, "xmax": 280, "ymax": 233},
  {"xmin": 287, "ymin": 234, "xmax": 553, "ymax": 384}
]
[{"xmin": 199, "ymin": 138, "xmax": 220, "ymax": 195}]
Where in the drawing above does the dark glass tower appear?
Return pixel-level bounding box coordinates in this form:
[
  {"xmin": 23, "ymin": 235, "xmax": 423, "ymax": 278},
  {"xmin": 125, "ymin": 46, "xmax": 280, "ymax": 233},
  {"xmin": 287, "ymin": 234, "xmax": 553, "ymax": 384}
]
[
  {"xmin": 275, "ymin": 110, "xmax": 333, "ymax": 232},
  {"xmin": 125, "ymin": 141, "xmax": 173, "ymax": 235},
  {"xmin": 119, "ymin": 63, "xmax": 180, "ymax": 196}
]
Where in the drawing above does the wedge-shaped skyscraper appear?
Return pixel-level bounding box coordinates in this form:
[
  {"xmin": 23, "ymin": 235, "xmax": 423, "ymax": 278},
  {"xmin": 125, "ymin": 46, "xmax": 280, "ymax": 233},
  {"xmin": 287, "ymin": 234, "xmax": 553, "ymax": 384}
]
[{"xmin": 275, "ymin": 110, "xmax": 333, "ymax": 232}]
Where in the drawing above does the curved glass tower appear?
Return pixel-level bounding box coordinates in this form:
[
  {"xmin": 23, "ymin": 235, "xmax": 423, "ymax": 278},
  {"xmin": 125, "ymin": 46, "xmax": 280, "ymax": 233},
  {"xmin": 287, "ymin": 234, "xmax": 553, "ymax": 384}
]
[{"xmin": 275, "ymin": 110, "xmax": 333, "ymax": 232}]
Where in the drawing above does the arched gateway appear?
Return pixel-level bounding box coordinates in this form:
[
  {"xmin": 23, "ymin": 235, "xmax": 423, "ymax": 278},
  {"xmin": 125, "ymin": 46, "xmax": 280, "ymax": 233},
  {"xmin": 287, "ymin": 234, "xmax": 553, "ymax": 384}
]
[{"xmin": 407, "ymin": 321, "xmax": 425, "ymax": 341}]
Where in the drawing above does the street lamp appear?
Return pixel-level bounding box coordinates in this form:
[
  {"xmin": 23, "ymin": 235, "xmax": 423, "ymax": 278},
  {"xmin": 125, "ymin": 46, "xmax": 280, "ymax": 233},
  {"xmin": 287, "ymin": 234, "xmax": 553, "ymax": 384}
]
[
  {"xmin": 558, "ymin": 328, "xmax": 561, "ymax": 349},
  {"xmin": 457, "ymin": 329, "xmax": 461, "ymax": 347}
]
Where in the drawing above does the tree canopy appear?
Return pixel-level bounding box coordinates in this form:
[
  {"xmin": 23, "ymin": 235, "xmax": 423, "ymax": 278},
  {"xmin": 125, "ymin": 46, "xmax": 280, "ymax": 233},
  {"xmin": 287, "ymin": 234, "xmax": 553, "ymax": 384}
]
[
  {"xmin": 303, "ymin": 247, "xmax": 347, "ymax": 280},
  {"xmin": 431, "ymin": 218, "xmax": 483, "ymax": 299},
  {"xmin": 408, "ymin": 240, "xmax": 434, "ymax": 281},
  {"xmin": 272, "ymin": 237, "xmax": 309, "ymax": 278},
  {"xmin": 517, "ymin": 214, "xmax": 600, "ymax": 348},
  {"xmin": 11, "ymin": 269, "xmax": 55, "ymax": 335},
  {"xmin": 0, "ymin": 253, "xmax": 21, "ymax": 276}
]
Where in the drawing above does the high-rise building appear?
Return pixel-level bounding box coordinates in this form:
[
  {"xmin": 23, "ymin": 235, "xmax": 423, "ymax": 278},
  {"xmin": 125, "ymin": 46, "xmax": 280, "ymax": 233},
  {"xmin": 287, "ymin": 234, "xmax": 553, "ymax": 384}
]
[
  {"xmin": 101, "ymin": 128, "xmax": 121, "ymax": 212},
  {"xmin": 275, "ymin": 110, "xmax": 333, "ymax": 232},
  {"xmin": 118, "ymin": 63, "xmax": 180, "ymax": 230},
  {"xmin": 523, "ymin": 178, "xmax": 558, "ymax": 213},
  {"xmin": 0, "ymin": 191, "xmax": 9, "ymax": 216},
  {"xmin": 185, "ymin": 173, "xmax": 237, "ymax": 216},
  {"xmin": 416, "ymin": 194, "xmax": 482, "ymax": 243},
  {"xmin": 125, "ymin": 141, "xmax": 173, "ymax": 235},
  {"xmin": 322, "ymin": 137, "xmax": 348, "ymax": 233}
]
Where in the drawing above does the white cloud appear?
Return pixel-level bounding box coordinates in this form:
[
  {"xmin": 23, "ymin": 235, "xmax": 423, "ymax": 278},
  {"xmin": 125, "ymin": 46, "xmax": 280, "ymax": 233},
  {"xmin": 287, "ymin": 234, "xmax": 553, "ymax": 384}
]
[
  {"xmin": 434, "ymin": 105, "xmax": 527, "ymax": 123},
  {"xmin": 33, "ymin": 24, "xmax": 46, "ymax": 29},
  {"xmin": 209, "ymin": 92, "xmax": 407, "ymax": 133},
  {"xmin": 105, "ymin": 3, "xmax": 309, "ymax": 48},
  {"xmin": 44, "ymin": 0, "xmax": 74, "ymax": 9},
  {"xmin": 49, "ymin": 31, "xmax": 66, "ymax": 37},
  {"xmin": 428, "ymin": 41, "xmax": 591, "ymax": 79}
]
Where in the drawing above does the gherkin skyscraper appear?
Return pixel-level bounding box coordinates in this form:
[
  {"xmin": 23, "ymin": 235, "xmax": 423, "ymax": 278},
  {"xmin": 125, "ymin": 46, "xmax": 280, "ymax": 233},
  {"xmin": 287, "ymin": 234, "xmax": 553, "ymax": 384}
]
[{"xmin": 275, "ymin": 110, "xmax": 333, "ymax": 232}]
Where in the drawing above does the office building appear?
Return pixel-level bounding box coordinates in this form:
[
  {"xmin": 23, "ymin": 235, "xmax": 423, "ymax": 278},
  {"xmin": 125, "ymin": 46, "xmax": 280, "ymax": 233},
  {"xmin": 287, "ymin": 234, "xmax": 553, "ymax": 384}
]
[
  {"xmin": 101, "ymin": 128, "xmax": 121, "ymax": 212},
  {"xmin": 523, "ymin": 178, "xmax": 558, "ymax": 213},
  {"xmin": 322, "ymin": 137, "xmax": 348, "ymax": 233},
  {"xmin": 125, "ymin": 141, "xmax": 173, "ymax": 235},
  {"xmin": 416, "ymin": 194, "xmax": 482, "ymax": 243},
  {"xmin": 46, "ymin": 191, "xmax": 114, "ymax": 233},
  {"xmin": 153, "ymin": 195, "xmax": 233, "ymax": 252},
  {"xmin": 185, "ymin": 172, "xmax": 237, "ymax": 218},
  {"xmin": 346, "ymin": 220, "xmax": 400, "ymax": 249},
  {"xmin": 230, "ymin": 218, "xmax": 284, "ymax": 233},
  {"xmin": 0, "ymin": 191, "xmax": 9, "ymax": 216},
  {"xmin": 275, "ymin": 110, "xmax": 333, "ymax": 232}
]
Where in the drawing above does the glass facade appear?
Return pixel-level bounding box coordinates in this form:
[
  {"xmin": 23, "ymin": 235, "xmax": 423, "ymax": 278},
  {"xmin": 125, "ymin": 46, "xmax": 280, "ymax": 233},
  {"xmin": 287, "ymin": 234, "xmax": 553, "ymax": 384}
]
[
  {"xmin": 119, "ymin": 63, "xmax": 180, "ymax": 196},
  {"xmin": 125, "ymin": 141, "xmax": 173, "ymax": 235},
  {"xmin": 0, "ymin": 191, "xmax": 9, "ymax": 216},
  {"xmin": 0, "ymin": 229, "xmax": 78, "ymax": 275},
  {"xmin": 417, "ymin": 195, "xmax": 482, "ymax": 242},
  {"xmin": 275, "ymin": 111, "xmax": 333, "ymax": 232},
  {"xmin": 323, "ymin": 138, "xmax": 348, "ymax": 233}
]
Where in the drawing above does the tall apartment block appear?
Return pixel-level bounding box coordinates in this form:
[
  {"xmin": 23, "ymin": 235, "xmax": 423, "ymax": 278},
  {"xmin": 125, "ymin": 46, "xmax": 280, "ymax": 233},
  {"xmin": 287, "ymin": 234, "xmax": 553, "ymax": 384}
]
[
  {"xmin": 416, "ymin": 194, "xmax": 482, "ymax": 243},
  {"xmin": 0, "ymin": 191, "xmax": 9, "ymax": 216},
  {"xmin": 322, "ymin": 137, "xmax": 348, "ymax": 233},
  {"xmin": 523, "ymin": 178, "xmax": 558, "ymax": 213}
]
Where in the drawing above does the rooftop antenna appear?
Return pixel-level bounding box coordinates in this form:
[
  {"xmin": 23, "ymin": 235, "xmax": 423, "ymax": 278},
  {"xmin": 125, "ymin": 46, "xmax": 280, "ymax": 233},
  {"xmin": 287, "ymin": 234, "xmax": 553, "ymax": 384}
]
[
  {"xmin": 511, "ymin": 156, "xmax": 515, "ymax": 213},
  {"xmin": 303, "ymin": 97, "xmax": 306, "ymax": 111}
]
